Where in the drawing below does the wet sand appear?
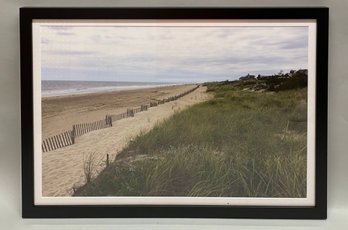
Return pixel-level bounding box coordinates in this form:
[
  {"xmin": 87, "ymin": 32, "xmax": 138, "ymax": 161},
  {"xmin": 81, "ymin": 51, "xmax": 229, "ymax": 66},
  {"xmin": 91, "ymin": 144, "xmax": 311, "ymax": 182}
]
[{"xmin": 42, "ymin": 85, "xmax": 212, "ymax": 196}]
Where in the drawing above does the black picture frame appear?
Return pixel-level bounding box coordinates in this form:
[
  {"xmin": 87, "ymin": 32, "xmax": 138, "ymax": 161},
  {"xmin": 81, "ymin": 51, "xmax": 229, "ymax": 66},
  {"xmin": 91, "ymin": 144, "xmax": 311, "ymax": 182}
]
[{"xmin": 20, "ymin": 7, "xmax": 328, "ymax": 219}]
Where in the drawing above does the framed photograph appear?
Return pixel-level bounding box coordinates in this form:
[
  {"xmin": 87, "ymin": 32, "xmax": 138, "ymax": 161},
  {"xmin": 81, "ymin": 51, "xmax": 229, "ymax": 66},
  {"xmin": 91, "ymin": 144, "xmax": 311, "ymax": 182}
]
[{"xmin": 20, "ymin": 7, "xmax": 328, "ymax": 219}]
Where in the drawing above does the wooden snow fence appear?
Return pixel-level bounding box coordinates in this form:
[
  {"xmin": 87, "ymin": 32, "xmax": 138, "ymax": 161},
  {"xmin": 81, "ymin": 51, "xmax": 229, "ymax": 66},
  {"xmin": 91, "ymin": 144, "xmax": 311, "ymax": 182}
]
[
  {"xmin": 41, "ymin": 131, "xmax": 74, "ymax": 153},
  {"xmin": 72, "ymin": 117, "xmax": 112, "ymax": 138},
  {"xmin": 42, "ymin": 116, "xmax": 112, "ymax": 153}
]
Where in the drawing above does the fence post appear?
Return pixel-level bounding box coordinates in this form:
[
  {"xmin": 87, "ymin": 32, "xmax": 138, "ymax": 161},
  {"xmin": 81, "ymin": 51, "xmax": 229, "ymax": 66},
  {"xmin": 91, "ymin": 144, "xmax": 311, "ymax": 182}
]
[
  {"xmin": 141, "ymin": 104, "xmax": 148, "ymax": 111},
  {"xmin": 71, "ymin": 125, "xmax": 76, "ymax": 144},
  {"xmin": 106, "ymin": 115, "xmax": 112, "ymax": 127},
  {"xmin": 127, "ymin": 108, "xmax": 134, "ymax": 117},
  {"xmin": 106, "ymin": 154, "xmax": 109, "ymax": 168}
]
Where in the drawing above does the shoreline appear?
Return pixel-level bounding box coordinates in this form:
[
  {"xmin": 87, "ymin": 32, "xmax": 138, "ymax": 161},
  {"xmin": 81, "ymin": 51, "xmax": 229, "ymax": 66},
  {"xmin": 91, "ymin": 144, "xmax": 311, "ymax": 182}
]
[{"xmin": 42, "ymin": 83, "xmax": 185, "ymax": 99}]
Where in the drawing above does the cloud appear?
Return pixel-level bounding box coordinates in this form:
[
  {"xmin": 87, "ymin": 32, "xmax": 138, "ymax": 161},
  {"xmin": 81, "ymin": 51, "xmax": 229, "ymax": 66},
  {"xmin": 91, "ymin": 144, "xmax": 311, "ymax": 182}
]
[
  {"xmin": 43, "ymin": 50, "xmax": 99, "ymax": 56},
  {"xmin": 40, "ymin": 25, "xmax": 308, "ymax": 82},
  {"xmin": 56, "ymin": 31, "xmax": 75, "ymax": 36}
]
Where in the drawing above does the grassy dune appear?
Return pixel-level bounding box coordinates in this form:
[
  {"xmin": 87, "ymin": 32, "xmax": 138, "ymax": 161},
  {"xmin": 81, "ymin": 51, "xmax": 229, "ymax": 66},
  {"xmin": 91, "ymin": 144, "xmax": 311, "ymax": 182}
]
[{"xmin": 74, "ymin": 83, "xmax": 307, "ymax": 197}]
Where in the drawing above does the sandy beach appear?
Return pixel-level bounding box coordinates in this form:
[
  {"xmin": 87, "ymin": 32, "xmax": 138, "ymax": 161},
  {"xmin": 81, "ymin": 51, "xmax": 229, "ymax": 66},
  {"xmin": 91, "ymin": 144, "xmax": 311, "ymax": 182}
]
[
  {"xmin": 42, "ymin": 84, "xmax": 196, "ymax": 139},
  {"xmin": 42, "ymin": 85, "xmax": 212, "ymax": 196}
]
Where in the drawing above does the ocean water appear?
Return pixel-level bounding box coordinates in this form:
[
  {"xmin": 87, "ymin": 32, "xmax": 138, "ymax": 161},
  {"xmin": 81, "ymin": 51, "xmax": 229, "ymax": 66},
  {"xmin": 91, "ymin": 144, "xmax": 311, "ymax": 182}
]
[{"xmin": 41, "ymin": 80, "xmax": 176, "ymax": 98}]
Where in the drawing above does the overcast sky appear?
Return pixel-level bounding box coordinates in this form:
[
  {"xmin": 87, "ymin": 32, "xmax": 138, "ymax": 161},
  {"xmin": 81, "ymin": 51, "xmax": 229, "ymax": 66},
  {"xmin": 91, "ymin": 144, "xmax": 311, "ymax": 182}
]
[{"xmin": 40, "ymin": 25, "xmax": 308, "ymax": 83}]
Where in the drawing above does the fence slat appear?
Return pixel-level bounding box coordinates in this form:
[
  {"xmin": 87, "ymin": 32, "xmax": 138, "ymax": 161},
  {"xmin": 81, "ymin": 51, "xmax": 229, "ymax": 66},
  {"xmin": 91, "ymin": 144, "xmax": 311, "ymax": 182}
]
[
  {"xmin": 56, "ymin": 134, "xmax": 62, "ymax": 148},
  {"xmin": 58, "ymin": 133, "xmax": 65, "ymax": 147},
  {"xmin": 61, "ymin": 133, "xmax": 67, "ymax": 147},
  {"xmin": 47, "ymin": 139, "xmax": 51, "ymax": 151},
  {"xmin": 65, "ymin": 131, "xmax": 72, "ymax": 145},
  {"xmin": 47, "ymin": 137, "xmax": 52, "ymax": 151},
  {"xmin": 44, "ymin": 141, "xmax": 48, "ymax": 152},
  {"xmin": 43, "ymin": 140, "xmax": 47, "ymax": 152},
  {"xmin": 50, "ymin": 136, "xmax": 56, "ymax": 150},
  {"xmin": 61, "ymin": 132, "xmax": 68, "ymax": 146},
  {"xmin": 56, "ymin": 134, "xmax": 61, "ymax": 148},
  {"xmin": 54, "ymin": 135, "xmax": 61, "ymax": 148},
  {"xmin": 46, "ymin": 139, "xmax": 50, "ymax": 151},
  {"xmin": 65, "ymin": 131, "xmax": 70, "ymax": 145},
  {"xmin": 68, "ymin": 131, "xmax": 73, "ymax": 145},
  {"xmin": 46, "ymin": 140, "xmax": 50, "ymax": 151},
  {"xmin": 42, "ymin": 140, "xmax": 46, "ymax": 152},
  {"xmin": 66, "ymin": 132, "xmax": 70, "ymax": 146},
  {"xmin": 49, "ymin": 137, "xmax": 55, "ymax": 150}
]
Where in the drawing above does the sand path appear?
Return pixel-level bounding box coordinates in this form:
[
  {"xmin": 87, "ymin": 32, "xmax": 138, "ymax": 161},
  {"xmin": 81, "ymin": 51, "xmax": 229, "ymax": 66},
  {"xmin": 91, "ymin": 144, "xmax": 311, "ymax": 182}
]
[{"xmin": 42, "ymin": 86, "xmax": 212, "ymax": 196}]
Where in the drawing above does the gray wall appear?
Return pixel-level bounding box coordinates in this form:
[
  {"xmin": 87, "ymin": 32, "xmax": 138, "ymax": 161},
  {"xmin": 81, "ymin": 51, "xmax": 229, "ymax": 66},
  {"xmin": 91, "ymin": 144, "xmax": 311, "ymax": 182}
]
[{"xmin": 1, "ymin": 0, "xmax": 347, "ymax": 229}]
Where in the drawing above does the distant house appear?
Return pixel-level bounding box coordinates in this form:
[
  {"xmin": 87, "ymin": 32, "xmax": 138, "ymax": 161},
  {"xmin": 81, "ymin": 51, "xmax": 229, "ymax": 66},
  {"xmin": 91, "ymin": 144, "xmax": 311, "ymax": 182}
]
[
  {"xmin": 256, "ymin": 74, "xmax": 269, "ymax": 80},
  {"xmin": 239, "ymin": 73, "xmax": 255, "ymax": 81},
  {"xmin": 282, "ymin": 69, "xmax": 308, "ymax": 78},
  {"xmin": 296, "ymin": 69, "xmax": 308, "ymax": 75},
  {"xmin": 288, "ymin": 70, "xmax": 296, "ymax": 77}
]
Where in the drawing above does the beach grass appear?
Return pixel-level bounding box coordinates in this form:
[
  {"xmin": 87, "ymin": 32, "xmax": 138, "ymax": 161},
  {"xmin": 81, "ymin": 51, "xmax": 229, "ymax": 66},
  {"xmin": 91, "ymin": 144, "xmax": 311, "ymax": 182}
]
[{"xmin": 74, "ymin": 82, "xmax": 307, "ymax": 197}]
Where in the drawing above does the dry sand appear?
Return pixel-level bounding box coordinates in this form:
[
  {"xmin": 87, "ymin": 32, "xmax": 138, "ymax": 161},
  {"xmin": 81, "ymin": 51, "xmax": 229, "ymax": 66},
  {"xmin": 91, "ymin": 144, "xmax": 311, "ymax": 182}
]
[{"xmin": 42, "ymin": 85, "xmax": 212, "ymax": 197}]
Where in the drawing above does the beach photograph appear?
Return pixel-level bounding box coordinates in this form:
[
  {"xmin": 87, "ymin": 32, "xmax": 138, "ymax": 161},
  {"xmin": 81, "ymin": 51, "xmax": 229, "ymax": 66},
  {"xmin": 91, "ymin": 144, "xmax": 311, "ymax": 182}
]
[{"xmin": 39, "ymin": 22, "xmax": 310, "ymax": 200}]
